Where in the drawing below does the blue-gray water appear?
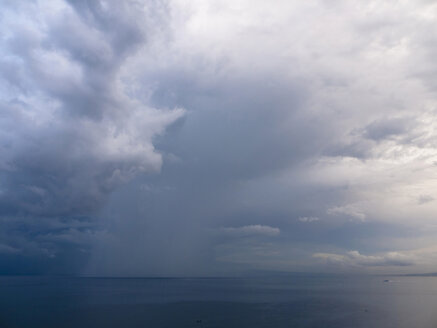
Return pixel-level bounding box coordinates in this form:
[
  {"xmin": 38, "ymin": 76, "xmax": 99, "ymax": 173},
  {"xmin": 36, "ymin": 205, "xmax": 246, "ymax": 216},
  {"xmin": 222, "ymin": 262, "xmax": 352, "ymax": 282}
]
[{"xmin": 1, "ymin": 275, "xmax": 437, "ymax": 327}]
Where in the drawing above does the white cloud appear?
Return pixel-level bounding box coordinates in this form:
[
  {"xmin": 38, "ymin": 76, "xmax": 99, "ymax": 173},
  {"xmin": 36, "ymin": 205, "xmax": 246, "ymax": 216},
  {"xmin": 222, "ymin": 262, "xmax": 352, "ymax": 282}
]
[
  {"xmin": 221, "ymin": 225, "xmax": 280, "ymax": 237},
  {"xmin": 313, "ymin": 250, "xmax": 415, "ymax": 267},
  {"xmin": 327, "ymin": 205, "xmax": 366, "ymax": 221},
  {"xmin": 298, "ymin": 217, "xmax": 320, "ymax": 223}
]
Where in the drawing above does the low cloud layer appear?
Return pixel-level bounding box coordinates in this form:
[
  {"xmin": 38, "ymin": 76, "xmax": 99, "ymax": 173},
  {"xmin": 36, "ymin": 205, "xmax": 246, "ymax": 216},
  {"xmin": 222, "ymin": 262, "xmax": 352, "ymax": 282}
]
[
  {"xmin": 221, "ymin": 225, "xmax": 280, "ymax": 237},
  {"xmin": 313, "ymin": 251, "xmax": 415, "ymax": 268},
  {"xmin": 298, "ymin": 217, "xmax": 320, "ymax": 223}
]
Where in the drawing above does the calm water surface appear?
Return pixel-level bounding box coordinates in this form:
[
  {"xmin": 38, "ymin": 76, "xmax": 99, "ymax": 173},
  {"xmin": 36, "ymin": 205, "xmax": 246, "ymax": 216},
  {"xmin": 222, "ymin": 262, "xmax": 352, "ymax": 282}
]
[{"xmin": 1, "ymin": 275, "xmax": 437, "ymax": 327}]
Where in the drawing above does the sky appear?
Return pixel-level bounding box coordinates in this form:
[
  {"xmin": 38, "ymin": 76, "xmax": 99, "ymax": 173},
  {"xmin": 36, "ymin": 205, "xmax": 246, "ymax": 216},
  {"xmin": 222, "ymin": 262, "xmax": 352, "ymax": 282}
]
[{"xmin": 1, "ymin": 0, "xmax": 437, "ymax": 276}]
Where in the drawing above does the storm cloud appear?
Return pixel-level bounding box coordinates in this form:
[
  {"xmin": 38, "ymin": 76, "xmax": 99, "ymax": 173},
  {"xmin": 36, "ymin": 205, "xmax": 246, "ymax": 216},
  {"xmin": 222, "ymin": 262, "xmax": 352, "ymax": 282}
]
[{"xmin": 2, "ymin": 0, "xmax": 437, "ymax": 275}]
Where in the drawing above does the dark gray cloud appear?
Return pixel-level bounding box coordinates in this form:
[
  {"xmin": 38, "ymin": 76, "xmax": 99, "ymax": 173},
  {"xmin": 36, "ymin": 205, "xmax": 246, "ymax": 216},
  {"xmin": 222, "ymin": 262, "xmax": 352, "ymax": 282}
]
[
  {"xmin": 0, "ymin": 0, "xmax": 183, "ymax": 273},
  {"xmin": 363, "ymin": 118, "xmax": 412, "ymax": 141}
]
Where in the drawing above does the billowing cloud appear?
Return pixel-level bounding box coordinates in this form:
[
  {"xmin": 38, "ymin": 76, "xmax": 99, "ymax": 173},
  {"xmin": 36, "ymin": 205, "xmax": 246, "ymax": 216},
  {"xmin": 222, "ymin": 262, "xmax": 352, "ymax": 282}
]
[
  {"xmin": 0, "ymin": 1, "xmax": 184, "ymax": 217},
  {"xmin": 0, "ymin": 0, "xmax": 184, "ymax": 272}
]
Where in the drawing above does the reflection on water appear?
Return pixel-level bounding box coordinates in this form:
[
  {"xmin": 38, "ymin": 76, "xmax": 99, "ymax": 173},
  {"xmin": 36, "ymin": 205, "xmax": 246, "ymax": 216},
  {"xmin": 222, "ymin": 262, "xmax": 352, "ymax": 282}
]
[{"xmin": 1, "ymin": 275, "xmax": 437, "ymax": 327}]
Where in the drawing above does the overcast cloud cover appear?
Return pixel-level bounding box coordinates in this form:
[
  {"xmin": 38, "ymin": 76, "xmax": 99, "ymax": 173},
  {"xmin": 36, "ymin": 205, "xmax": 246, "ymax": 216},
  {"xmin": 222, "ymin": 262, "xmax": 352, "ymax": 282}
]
[{"xmin": 1, "ymin": 0, "xmax": 437, "ymax": 275}]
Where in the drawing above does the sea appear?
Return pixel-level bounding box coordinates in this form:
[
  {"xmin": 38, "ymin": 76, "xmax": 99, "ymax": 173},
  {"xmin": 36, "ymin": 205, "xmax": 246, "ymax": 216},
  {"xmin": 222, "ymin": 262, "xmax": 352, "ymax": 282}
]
[{"xmin": 1, "ymin": 274, "xmax": 437, "ymax": 327}]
